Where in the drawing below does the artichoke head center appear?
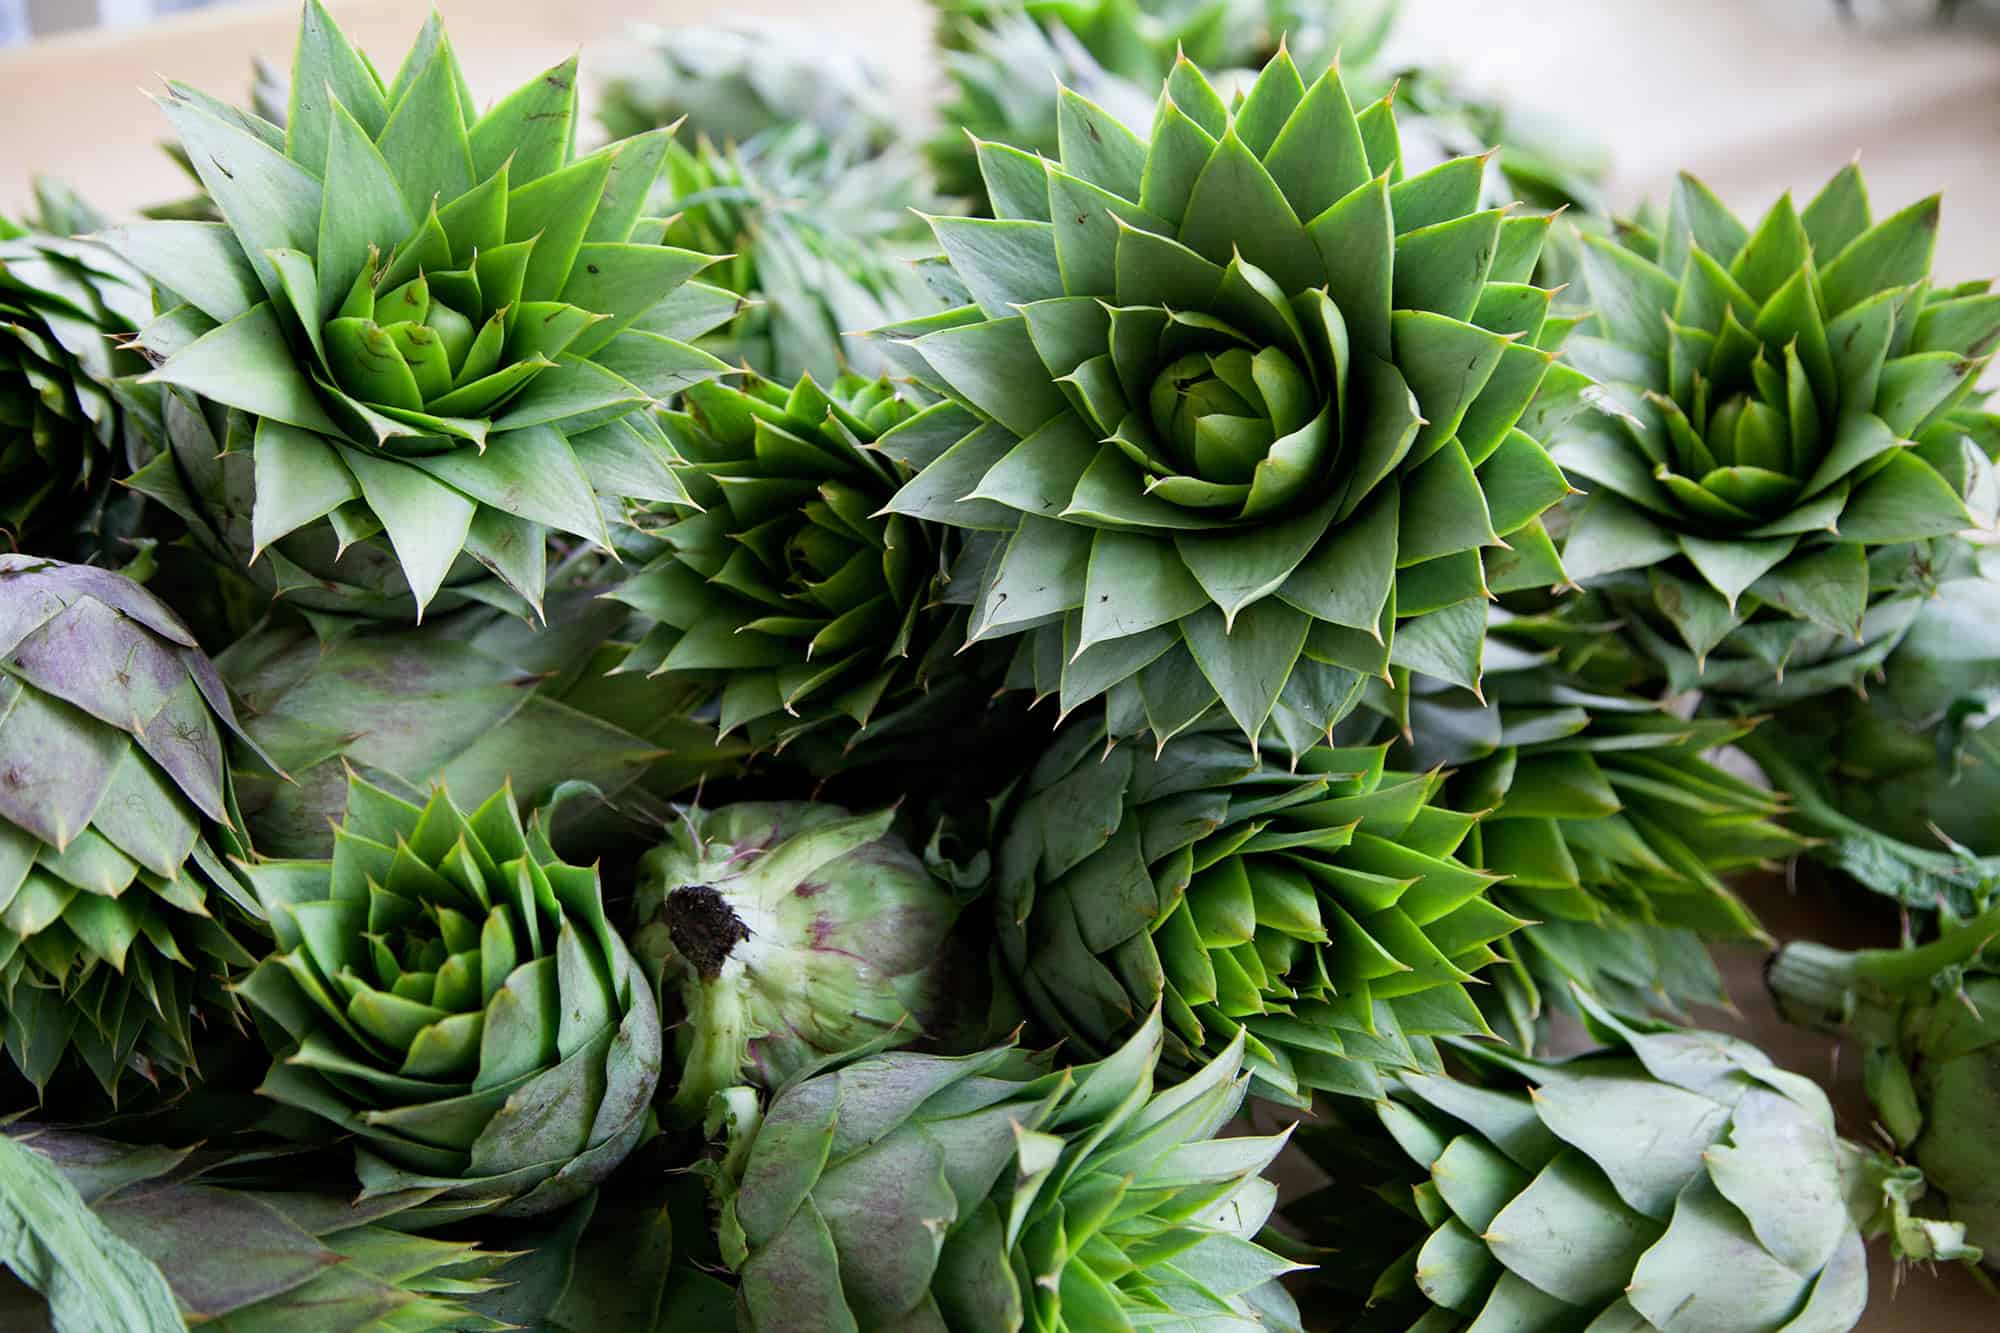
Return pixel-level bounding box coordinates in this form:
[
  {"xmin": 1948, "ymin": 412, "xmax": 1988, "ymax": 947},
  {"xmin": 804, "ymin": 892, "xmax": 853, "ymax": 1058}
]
[
  {"xmin": 1148, "ymin": 349, "xmax": 1279, "ymax": 484},
  {"xmin": 663, "ymin": 884, "xmax": 752, "ymax": 982}
]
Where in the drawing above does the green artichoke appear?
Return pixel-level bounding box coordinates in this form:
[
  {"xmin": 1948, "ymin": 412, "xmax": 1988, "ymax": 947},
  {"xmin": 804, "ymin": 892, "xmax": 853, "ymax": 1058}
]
[
  {"xmin": 1555, "ymin": 167, "xmax": 2000, "ymax": 701},
  {"xmin": 0, "ymin": 194, "xmax": 155, "ymax": 558},
  {"xmin": 219, "ymin": 579, "xmax": 745, "ymax": 859},
  {"xmin": 634, "ymin": 802, "xmax": 964, "ymax": 1122},
  {"xmin": 598, "ymin": 18, "xmax": 899, "ymax": 152},
  {"xmin": 612, "ymin": 372, "xmax": 996, "ymax": 766},
  {"xmin": 996, "ymin": 716, "xmax": 1519, "ymax": 1106},
  {"xmin": 107, "ymin": 2, "xmax": 736, "ymax": 624},
  {"xmin": 0, "ymin": 1126, "xmax": 513, "ymax": 1331},
  {"xmin": 235, "ymin": 774, "xmax": 662, "ymax": 1220},
  {"xmin": 886, "ymin": 52, "xmax": 1577, "ymax": 749},
  {"xmin": 1289, "ymin": 988, "xmax": 1969, "ymax": 1329},
  {"xmin": 1372, "ymin": 603, "xmax": 1803, "ymax": 1044},
  {"xmin": 1746, "ymin": 544, "xmax": 2000, "ymax": 910},
  {"xmin": 711, "ymin": 1009, "xmax": 1304, "ymax": 1331},
  {"xmin": 0, "ymin": 554, "xmax": 265, "ymax": 1101},
  {"xmin": 653, "ymin": 131, "xmax": 949, "ymax": 382},
  {"xmin": 1770, "ymin": 900, "xmax": 2000, "ymax": 1266}
]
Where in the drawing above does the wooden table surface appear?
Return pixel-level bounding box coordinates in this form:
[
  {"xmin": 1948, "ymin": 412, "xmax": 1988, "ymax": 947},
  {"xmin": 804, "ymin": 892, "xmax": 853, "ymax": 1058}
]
[{"xmin": 2, "ymin": 1, "xmax": 1996, "ymax": 1325}]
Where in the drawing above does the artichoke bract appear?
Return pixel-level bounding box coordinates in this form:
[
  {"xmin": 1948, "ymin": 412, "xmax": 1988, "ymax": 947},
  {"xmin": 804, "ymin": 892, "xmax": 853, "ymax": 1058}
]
[
  {"xmin": 712, "ymin": 1010, "xmax": 1304, "ymax": 1332},
  {"xmin": 3, "ymin": 1126, "xmax": 513, "ymax": 1331},
  {"xmin": 614, "ymin": 373, "xmax": 994, "ymax": 765},
  {"xmin": 634, "ymin": 802, "xmax": 962, "ymax": 1121},
  {"xmin": 0, "ymin": 198, "xmax": 155, "ymax": 558},
  {"xmin": 1556, "ymin": 167, "xmax": 2000, "ymax": 701},
  {"xmin": 1747, "ymin": 546, "xmax": 2000, "ymax": 909},
  {"xmin": 884, "ymin": 52, "xmax": 1577, "ymax": 749},
  {"xmin": 1292, "ymin": 990, "xmax": 1955, "ymax": 1330},
  {"xmin": 0, "ymin": 554, "xmax": 263, "ymax": 1100},
  {"xmin": 107, "ymin": 2, "xmax": 735, "ymax": 625},
  {"xmin": 236, "ymin": 775, "xmax": 662, "ymax": 1220},
  {"xmin": 1770, "ymin": 901, "xmax": 2000, "ymax": 1265},
  {"xmin": 996, "ymin": 717, "xmax": 1519, "ymax": 1107},
  {"xmin": 219, "ymin": 585, "xmax": 744, "ymax": 859}
]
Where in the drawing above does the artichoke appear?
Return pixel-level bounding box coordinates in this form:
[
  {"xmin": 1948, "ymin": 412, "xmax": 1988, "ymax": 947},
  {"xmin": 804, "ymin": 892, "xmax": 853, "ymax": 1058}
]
[
  {"xmin": 0, "ymin": 192, "xmax": 155, "ymax": 558},
  {"xmin": 1290, "ymin": 988, "xmax": 1969, "ymax": 1330},
  {"xmin": 1555, "ymin": 166, "xmax": 2000, "ymax": 701},
  {"xmin": 0, "ymin": 1125, "xmax": 512, "ymax": 1331},
  {"xmin": 613, "ymin": 372, "xmax": 996, "ymax": 766},
  {"xmin": 219, "ymin": 578, "xmax": 745, "ymax": 859},
  {"xmin": 108, "ymin": 2, "xmax": 736, "ymax": 624},
  {"xmin": 1770, "ymin": 900, "xmax": 2000, "ymax": 1265},
  {"xmin": 711, "ymin": 1010, "xmax": 1304, "ymax": 1331},
  {"xmin": 1375, "ymin": 603, "xmax": 1803, "ymax": 1044},
  {"xmin": 996, "ymin": 715, "xmax": 1519, "ymax": 1107},
  {"xmin": 653, "ymin": 131, "xmax": 948, "ymax": 382},
  {"xmin": 0, "ymin": 554, "xmax": 265, "ymax": 1101},
  {"xmin": 235, "ymin": 774, "xmax": 662, "ymax": 1220},
  {"xmin": 598, "ymin": 18, "xmax": 899, "ymax": 152},
  {"xmin": 885, "ymin": 52, "xmax": 1576, "ymax": 748},
  {"xmin": 1746, "ymin": 544, "xmax": 2000, "ymax": 909},
  {"xmin": 633, "ymin": 802, "xmax": 964, "ymax": 1121}
]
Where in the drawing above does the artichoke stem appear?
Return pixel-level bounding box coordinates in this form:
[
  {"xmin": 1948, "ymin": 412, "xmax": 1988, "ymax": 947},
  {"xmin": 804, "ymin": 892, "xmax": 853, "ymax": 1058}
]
[
  {"xmin": 1767, "ymin": 941, "xmax": 1866, "ymax": 1030},
  {"xmin": 662, "ymin": 885, "xmax": 751, "ymax": 982}
]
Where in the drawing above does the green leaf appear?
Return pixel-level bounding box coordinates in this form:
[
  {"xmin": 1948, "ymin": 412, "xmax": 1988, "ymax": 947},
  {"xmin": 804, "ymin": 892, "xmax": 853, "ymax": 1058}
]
[
  {"xmin": 1392, "ymin": 311, "xmax": 1509, "ymax": 463},
  {"xmin": 1800, "ymin": 163, "xmax": 1871, "ymax": 261},
  {"xmin": 506, "ymin": 151, "xmax": 614, "ymax": 300},
  {"xmin": 1181, "ymin": 132, "xmax": 1321, "ymax": 293},
  {"xmin": 1175, "ymin": 495, "xmax": 1338, "ymax": 627},
  {"xmin": 409, "ymin": 424, "xmax": 609, "ymax": 549},
  {"xmin": 1181, "ymin": 601, "xmax": 1309, "ymax": 743},
  {"xmin": 286, "ymin": 0, "xmax": 389, "ymax": 173},
  {"xmin": 1056, "ymin": 87, "xmax": 1145, "ymax": 201},
  {"xmin": 1818, "ymin": 194, "xmax": 1940, "ymax": 317},
  {"xmin": 251, "ymin": 417, "xmax": 357, "ymax": 555},
  {"xmin": 0, "ymin": 1133, "xmax": 185, "ymax": 1331},
  {"xmin": 1838, "ymin": 447, "xmax": 1972, "ymax": 542},
  {"xmin": 318, "ymin": 101, "xmax": 416, "ymax": 327},
  {"xmin": 1262, "ymin": 80, "xmax": 1366, "ymax": 230},
  {"xmin": 912, "ymin": 317, "xmax": 1069, "ymax": 439},
  {"xmin": 1578, "ymin": 232, "xmax": 1676, "ymax": 361},
  {"xmin": 375, "ymin": 41, "xmax": 476, "ymax": 212},
  {"xmin": 1662, "ymin": 173, "xmax": 1748, "ymax": 281},
  {"xmin": 471, "ymin": 54, "xmax": 578, "ymax": 185},
  {"xmin": 1394, "ymin": 210, "xmax": 1503, "ymax": 324},
  {"xmin": 337, "ymin": 446, "xmax": 477, "ymax": 614},
  {"xmin": 160, "ymin": 86, "xmax": 321, "ymax": 302},
  {"xmin": 1561, "ymin": 492, "xmax": 1679, "ymax": 582},
  {"xmin": 1398, "ymin": 440, "xmax": 1499, "ymax": 565},
  {"xmin": 99, "ymin": 222, "xmax": 260, "ymax": 325},
  {"xmin": 1078, "ymin": 529, "xmax": 1209, "ymax": 652},
  {"xmin": 144, "ymin": 303, "xmax": 340, "ymax": 435},
  {"xmin": 1747, "ymin": 542, "xmax": 1868, "ymax": 637},
  {"xmin": 1677, "ymin": 533, "xmax": 1798, "ymax": 612},
  {"xmin": 1387, "ymin": 597, "xmax": 1486, "ymax": 694},
  {"xmin": 930, "ymin": 218, "xmax": 1062, "ymax": 320}
]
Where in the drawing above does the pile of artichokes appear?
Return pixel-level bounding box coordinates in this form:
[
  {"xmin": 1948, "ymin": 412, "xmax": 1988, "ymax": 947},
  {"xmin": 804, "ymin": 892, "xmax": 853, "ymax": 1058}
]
[{"xmin": 0, "ymin": 2, "xmax": 1991, "ymax": 1330}]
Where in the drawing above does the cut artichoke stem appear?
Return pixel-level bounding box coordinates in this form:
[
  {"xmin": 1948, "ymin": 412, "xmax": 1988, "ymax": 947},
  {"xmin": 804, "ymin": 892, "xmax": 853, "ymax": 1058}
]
[{"xmin": 662, "ymin": 884, "xmax": 754, "ymax": 982}]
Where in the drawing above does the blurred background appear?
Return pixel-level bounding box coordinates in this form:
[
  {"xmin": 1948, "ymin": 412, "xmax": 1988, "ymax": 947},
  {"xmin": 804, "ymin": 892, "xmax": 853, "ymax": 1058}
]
[
  {"xmin": 2, "ymin": 1, "xmax": 1997, "ymax": 1324},
  {"xmin": 4, "ymin": 0, "xmax": 2000, "ymax": 285}
]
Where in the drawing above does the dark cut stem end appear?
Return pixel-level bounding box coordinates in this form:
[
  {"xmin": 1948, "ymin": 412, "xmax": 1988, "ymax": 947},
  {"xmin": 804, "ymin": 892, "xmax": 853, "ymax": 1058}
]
[{"xmin": 663, "ymin": 885, "xmax": 751, "ymax": 983}]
